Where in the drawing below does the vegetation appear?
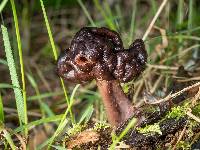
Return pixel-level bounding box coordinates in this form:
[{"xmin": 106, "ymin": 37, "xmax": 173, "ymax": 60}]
[{"xmin": 0, "ymin": 0, "xmax": 200, "ymax": 149}]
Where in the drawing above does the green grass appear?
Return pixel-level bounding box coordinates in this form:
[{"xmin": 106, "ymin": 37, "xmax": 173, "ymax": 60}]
[
  {"xmin": 14, "ymin": 114, "xmax": 64, "ymax": 133},
  {"xmin": 39, "ymin": 0, "xmax": 84, "ymax": 148},
  {"xmin": 0, "ymin": 92, "xmax": 4, "ymax": 123},
  {"xmin": 27, "ymin": 91, "xmax": 63, "ymax": 101},
  {"xmin": 0, "ymin": 83, "xmax": 20, "ymax": 89},
  {"xmin": 77, "ymin": 0, "xmax": 96, "ymax": 27},
  {"xmin": 36, "ymin": 84, "xmax": 80, "ymax": 149},
  {"xmin": 27, "ymin": 73, "xmax": 55, "ymax": 118},
  {"xmin": 109, "ymin": 117, "xmax": 137, "ymax": 149},
  {"xmin": 39, "ymin": 0, "xmax": 75, "ymax": 125},
  {"xmin": 93, "ymin": 0, "xmax": 117, "ymax": 30},
  {"xmin": 128, "ymin": 0, "xmax": 137, "ymax": 45},
  {"xmin": 1, "ymin": 129, "xmax": 16, "ymax": 150},
  {"xmin": 177, "ymin": 0, "xmax": 184, "ymax": 26},
  {"xmin": 188, "ymin": 0, "xmax": 194, "ymax": 31},
  {"xmin": 0, "ymin": 0, "xmax": 200, "ymax": 149},
  {"xmin": 0, "ymin": 0, "xmax": 8, "ymax": 13},
  {"xmin": 39, "ymin": 0, "xmax": 58, "ymax": 60},
  {"xmin": 10, "ymin": 0, "xmax": 28, "ymax": 136},
  {"xmin": 1, "ymin": 25, "xmax": 25, "ymax": 127},
  {"xmin": 0, "ymin": 59, "xmax": 8, "ymax": 66},
  {"xmin": 78, "ymin": 104, "xmax": 94, "ymax": 124}
]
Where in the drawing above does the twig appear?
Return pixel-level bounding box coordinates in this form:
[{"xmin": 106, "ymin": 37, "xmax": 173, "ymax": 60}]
[
  {"xmin": 154, "ymin": 26, "xmax": 168, "ymax": 55},
  {"xmin": 172, "ymin": 123, "xmax": 188, "ymax": 150},
  {"xmin": 177, "ymin": 76, "xmax": 200, "ymax": 82},
  {"xmin": 147, "ymin": 64, "xmax": 178, "ymax": 70},
  {"xmin": 191, "ymin": 87, "xmax": 200, "ymax": 106},
  {"xmin": 133, "ymin": 67, "xmax": 153, "ymax": 103},
  {"xmin": 150, "ymin": 75, "xmax": 163, "ymax": 93},
  {"xmin": 161, "ymin": 44, "xmax": 200, "ymax": 63},
  {"xmin": 31, "ymin": 61, "xmax": 52, "ymax": 92},
  {"xmin": 191, "ymin": 131, "xmax": 200, "ymax": 146},
  {"xmin": 14, "ymin": 132, "xmax": 26, "ymax": 150},
  {"xmin": 142, "ymin": 0, "xmax": 169, "ymax": 41},
  {"xmin": 4, "ymin": 107, "xmax": 42, "ymax": 117},
  {"xmin": 187, "ymin": 109, "xmax": 200, "ymax": 123},
  {"xmin": 145, "ymin": 82, "xmax": 200, "ymax": 104}
]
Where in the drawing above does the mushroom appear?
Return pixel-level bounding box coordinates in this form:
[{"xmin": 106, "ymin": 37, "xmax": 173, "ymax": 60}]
[{"xmin": 57, "ymin": 27, "xmax": 147, "ymax": 127}]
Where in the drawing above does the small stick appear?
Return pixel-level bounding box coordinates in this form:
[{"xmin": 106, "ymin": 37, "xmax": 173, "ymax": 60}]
[
  {"xmin": 145, "ymin": 82, "xmax": 200, "ymax": 105},
  {"xmin": 177, "ymin": 76, "xmax": 200, "ymax": 82},
  {"xmin": 150, "ymin": 75, "xmax": 163, "ymax": 93},
  {"xmin": 142, "ymin": 0, "xmax": 169, "ymax": 41},
  {"xmin": 172, "ymin": 123, "xmax": 188, "ymax": 150},
  {"xmin": 147, "ymin": 64, "xmax": 178, "ymax": 70},
  {"xmin": 187, "ymin": 109, "xmax": 200, "ymax": 123}
]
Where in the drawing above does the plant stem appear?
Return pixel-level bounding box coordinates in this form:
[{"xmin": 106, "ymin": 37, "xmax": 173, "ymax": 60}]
[{"xmin": 96, "ymin": 80, "xmax": 134, "ymax": 126}]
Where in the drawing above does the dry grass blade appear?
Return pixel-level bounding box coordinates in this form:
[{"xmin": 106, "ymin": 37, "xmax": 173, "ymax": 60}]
[
  {"xmin": 177, "ymin": 76, "xmax": 200, "ymax": 82},
  {"xmin": 142, "ymin": 0, "xmax": 169, "ymax": 41},
  {"xmin": 147, "ymin": 64, "xmax": 178, "ymax": 70},
  {"xmin": 0, "ymin": 0, "xmax": 8, "ymax": 13},
  {"xmin": 186, "ymin": 108, "xmax": 200, "ymax": 123},
  {"xmin": 172, "ymin": 123, "xmax": 188, "ymax": 150},
  {"xmin": 66, "ymin": 130, "xmax": 99, "ymax": 149},
  {"xmin": 150, "ymin": 75, "xmax": 163, "ymax": 93},
  {"xmin": 145, "ymin": 82, "xmax": 200, "ymax": 104},
  {"xmin": 153, "ymin": 26, "xmax": 168, "ymax": 57},
  {"xmin": 1, "ymin": 25, "xmax": 25, "ymax": 125},
  {"xmin": 13, "ymin": 132, "xmax": 26, "ymax": 150}
]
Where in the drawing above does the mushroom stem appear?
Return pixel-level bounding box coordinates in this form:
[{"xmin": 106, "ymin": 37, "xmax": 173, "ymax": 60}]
[{"xmin": 96, "ymin": 80, "xmax": 134, "ymax": 126}]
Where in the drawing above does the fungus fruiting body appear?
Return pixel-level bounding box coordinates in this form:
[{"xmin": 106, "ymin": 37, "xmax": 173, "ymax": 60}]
[{"xmin": 57, "ymin": 27, "xmax": 147, "ymax": 126}]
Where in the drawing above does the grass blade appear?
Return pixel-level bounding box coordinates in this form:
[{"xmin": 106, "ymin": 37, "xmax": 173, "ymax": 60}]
[
  {"xmin": 77, "ymin": 0, "xmax": 96, "ymax": 27},
  {"xmin": 0, "ymin": 58, "xmax": 8, "ymax": 66},
  {"xmin": 78, "ymin": 104, "xmax": 94, "ymax": 124},
  {"xmin": 14, "ymin": 114, "xmax": 63, "ymax": 133},
  {"xmin": 1, "ymin": 25, "xmax": 25, "ymax": 126},
  {"xmin": 0, "ymin": 0, "xmax": 8, "ymax": 13},
  {"xmin": 46, "ymin": 84, "xmax": 80, "ymax": 149},
  {"xmin": 39, "ymin": 0, "xmax": 74, "ymax": 123},
  {"xmin": 27, "ymin": 91, "xmax": 63, "ymax": 101},
  {"xmin": 51, "ymin": 145, "xmax": 66, "ymax": 150},
  {"xmin": 129, "ymin": 0, "xmax": 137, "ymax": 45},
  {"xmin": 177, "ymin": 0, "xmax": 184, "ymax": 26},
  {"xmin": 109, "ymin": 117, "xmax": 137, "ymax": 149},
  {"xmin": 93, "ymin": 0, "xmax": 116, "ymax": 30},
  {"xmin": 0, "ymin": 92, "xmax": 4, "ymax": 122},
  {"xmin": 0, "ymin": 83, "xmax": 21, "ymax": 89},
  {"xmin": 188, "ymin": 0, "xmax": 194, "ymax": 30},
  {"xmin": 10, "ymin": 0, "xmax": 28, "ymax": 134},
  {"xmin": 142, "ymin": 0, "xmax": 168, "ymax": 41},
  {"xmin": 26, "ymin": 73, "xmax": 55, "ymax": 117},
  {"xmin": 3, "ymin": 129, "xmax": 16, "ymax": 150},
  {"xmin": 150, "ymin": 0, "xmax": 157, "ymax": 15},
  {"xmin": 39, "ymin": 0, "xmax": 58, "ymax": 60}
]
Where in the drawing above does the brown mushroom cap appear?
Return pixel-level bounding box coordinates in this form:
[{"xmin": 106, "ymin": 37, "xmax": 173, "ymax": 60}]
[
  {"xmin": 57, "ymin": 27, "xmax": 147, "ymax": 83},
  {"xmin": 57, "ymin": 27, "xmax": 148, "ymax": 126}
]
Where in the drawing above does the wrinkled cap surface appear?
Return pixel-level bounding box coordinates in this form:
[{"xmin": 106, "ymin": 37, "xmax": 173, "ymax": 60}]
[{"xmin": 57, "ymin": 27, "xmax": 147, "ymax": 83}]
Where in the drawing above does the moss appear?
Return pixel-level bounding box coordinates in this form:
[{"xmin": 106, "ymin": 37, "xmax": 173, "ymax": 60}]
[
  {"xmin": 176, "ymin": 141, "xmax": 190, "ymax": 150},
  {"xmin": 166, "ymin": 106, "xmax": 185, "ymax": 119},
  {"xmin": 93, "ymin": 122, "xmax": 110, "ymax": 131},
  {"xmin": 166, "ymin": 102, "xmax": 190, "ymax": 120},
  {"xmin": 192, "ymin": 103, "xmax": 200, "ymax": 117},
  {"xmin": 138, "ymin": 123, "xmax": 162, "ymax": 135},
  {"xmin": 67, "ymin": 124, "xmax": 85, "ymax": 137},
  {"xmin": 187, "ymin": 120, "xmax": 199, "ymax": 138}
]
